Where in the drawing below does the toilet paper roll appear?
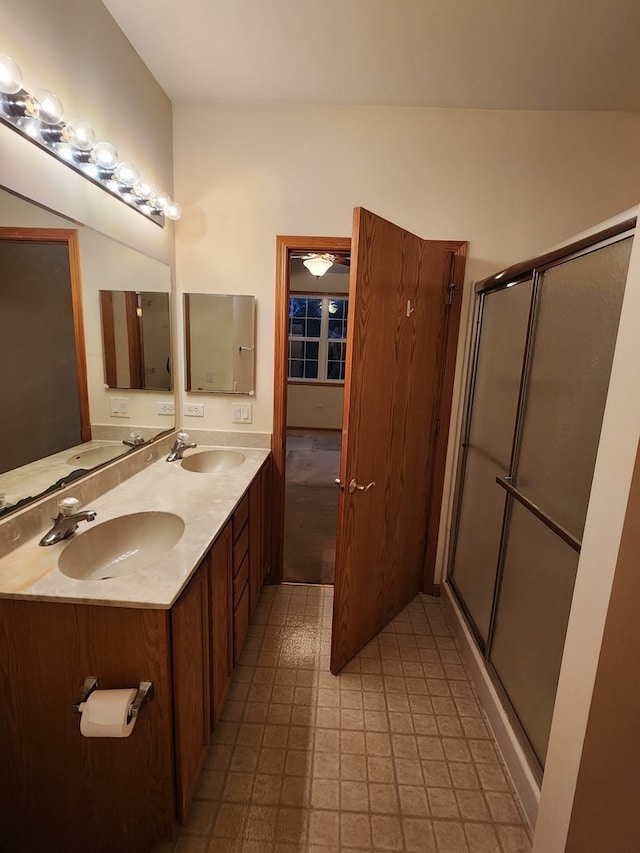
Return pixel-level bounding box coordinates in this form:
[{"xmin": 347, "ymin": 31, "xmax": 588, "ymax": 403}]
[{"xmin": 79, "ymin": 687, "xmax": 138, "ymax": 738}]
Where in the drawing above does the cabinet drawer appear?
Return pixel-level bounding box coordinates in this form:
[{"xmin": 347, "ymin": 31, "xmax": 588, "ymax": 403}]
[
  {"xmin": 233, "ymin": 493, "xmax": 250, "ymax": 541},
  {"xmin": 233, "ymin": 582, "xmax": 250, "ymax": 665},
  {"xmin": 233, "ymin": 521, "xmax": 249, "ymax": 573},
  {"xmin": 233, "ymin": 553, "xmax": 249, "ymax": 606}
]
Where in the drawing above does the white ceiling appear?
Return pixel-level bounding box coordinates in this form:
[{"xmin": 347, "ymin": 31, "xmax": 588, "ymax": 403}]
[{"xmin": 102, "ymin": 0, "xmax": 640, "ymax": 111}]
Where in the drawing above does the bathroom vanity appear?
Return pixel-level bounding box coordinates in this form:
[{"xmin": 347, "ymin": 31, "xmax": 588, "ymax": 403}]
[{"xmin": 0, "ymin": 445, "xmax": 271, "ymax": 852}]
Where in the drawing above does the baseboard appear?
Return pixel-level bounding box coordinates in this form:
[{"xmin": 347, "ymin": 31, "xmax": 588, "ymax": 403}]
[{"xmin": 442, "ymin": 581, "xmax": 540, "ymax": 830}]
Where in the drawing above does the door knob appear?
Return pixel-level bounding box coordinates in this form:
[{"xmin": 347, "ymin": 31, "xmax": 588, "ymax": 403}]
[
  {"xmin": 334, "ymin": 478, "xmax": 344, "ymax": 489},
  {"xmin": 348, "ymin": 478, "xmax": 376, "ymax": 494}
]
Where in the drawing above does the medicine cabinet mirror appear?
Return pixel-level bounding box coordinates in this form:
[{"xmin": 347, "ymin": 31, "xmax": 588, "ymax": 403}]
[
  {"xmin": 184, "ymin": 294, "xmax": 256, "ymax": 394},
  {"xmin": 100, "ymin": 291, "xmax": 172, "ymax": 390}
]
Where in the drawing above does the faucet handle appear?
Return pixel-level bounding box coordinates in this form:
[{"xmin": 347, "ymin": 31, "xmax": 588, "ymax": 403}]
[
  {"xmin": 177, "ymin": 431, "xmax": 190, "ymax": 442},
  {"xmin": 59, "ymin": 497, "xmax": 81, "ymax": 517}
]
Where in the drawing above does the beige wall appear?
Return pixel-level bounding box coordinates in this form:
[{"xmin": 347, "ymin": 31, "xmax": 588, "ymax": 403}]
[
  {"xmin": 173, "ymin": 100, "xmax": 640, "ymax": 575},
  {"xmin": 0, "ymin": 0, "xmax": 175, "ymax": 263}
]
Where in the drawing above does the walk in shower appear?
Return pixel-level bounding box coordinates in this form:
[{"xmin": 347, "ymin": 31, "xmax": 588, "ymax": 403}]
[{"xmin": 448, "ymin": 225, "xmax": 634, "ymax": 776}]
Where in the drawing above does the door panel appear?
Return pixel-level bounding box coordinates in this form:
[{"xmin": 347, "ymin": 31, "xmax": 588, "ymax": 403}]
[
  {"xmin": 514, "ymin": 238, "xmax": 632, "ymax": 540},
  {"xmin": 330, "ymin": 208, "xmax": 466, "ymax": 673},
  {"xmin": 450, "ymin": 281, "xmax": 533, "ymax": 643},
  {"xmin": 489, "ymin": 501, "xmax": 579, "ymax": 765}
]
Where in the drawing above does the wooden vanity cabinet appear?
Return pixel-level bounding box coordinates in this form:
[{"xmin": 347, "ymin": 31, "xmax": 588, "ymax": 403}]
[
  {"xmin": 249, "ymin": 455, "xmax": 271, "ymax": 616},
  {"xmin": 0, "ymin": 455, "xmax": 272, "ymax": 850},
  {"xmin": 209, "ymin": 520, "xmax": 233, "ymax": 726},
  {"xmin": 171, "ymin": 561, "xmax": 211, "ymax": 821},
  {"xmin": 232, "ymin": 492, "xmax": 251, "ymax": 664}
]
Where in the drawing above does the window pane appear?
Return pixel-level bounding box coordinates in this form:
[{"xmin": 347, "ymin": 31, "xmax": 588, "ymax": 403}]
[
  {"xmin": 290, "ymin": 319, "xmax": 304, "ymax": 337},
  {"xmin": 328, "ymin": 318, "xmax": 346, "ymax": 339},
  {"xmin": 303, "ymin": 360, "xmax": 318, "ymax": 379},
  {"xmin": 329, "ymin": 298, "xmax": 347, "ymax": 319},
  {"xmin": 289, "ymin": 297, "xmax": 308, "ymax": 318},
  {"xmin": 289, "ymin": 340, "xmax": 303, "ymax": 359},
  {"xmin": 289, "ymin": 360, "xmax": 303, "ymax": 378},
  {"xmin": 307, "ymin": 298, "xmax": 323, "ymax": 318},
  {"xmin": 306, "ymin": 318, "xmax": 321, "ymax": 338},
  {"xmin": 305, "ymin": 341, "xmax": 319, "ymax": 360},
  {"xmin": 327, "ymin": 361, "xmax": 341, "ymax": 380},
  {"xmin": 327, "ymin": 342, "xmax": 345, "ymax": 361}
]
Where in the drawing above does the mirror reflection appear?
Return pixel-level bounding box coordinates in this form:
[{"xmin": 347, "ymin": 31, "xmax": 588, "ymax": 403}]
[
  {"xmin": 0, "ymin": 187, "xmax": 175, "ymax": 518},
  {"xmin": 185, "ymin": 294, "xmax": 255, "ymax": 394},
  {"xmin": 100, "ymin": 291, "xmax": 172, "ymax": 390}
]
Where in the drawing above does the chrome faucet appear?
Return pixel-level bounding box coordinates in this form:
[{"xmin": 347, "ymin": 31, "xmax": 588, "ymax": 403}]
[
  {"xmin": 166, "ymin": 431, "xmax": 197, "ymax": 462},
  {"xmin": 39, "ymin": 497, "xmax": 97, "ymax": 547},
  {"xmin": 123, "ymin": 431, "xmax": 145, "ymax": 448}
]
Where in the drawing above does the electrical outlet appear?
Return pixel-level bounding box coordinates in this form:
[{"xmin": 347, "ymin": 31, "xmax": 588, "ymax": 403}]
[
  {"xmin": 184, "ymin": 402, "xmax": 204, "ymax": 417},
  {"xmin": 157, "ymin": 402, "xmax": 175, "ymax": 416}
]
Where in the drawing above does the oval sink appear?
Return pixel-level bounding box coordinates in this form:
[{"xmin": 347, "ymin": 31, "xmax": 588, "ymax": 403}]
[
  {"xmin": 181, "ymin": 449, "xmax": 246, "ymax": 473},
  {"xmin": 58, "ymin": 511, "xmax": 184, "ymax": 581},
  {"xmin": 66, "ymin": 445, "xmax": 125, "ymax": 467}
]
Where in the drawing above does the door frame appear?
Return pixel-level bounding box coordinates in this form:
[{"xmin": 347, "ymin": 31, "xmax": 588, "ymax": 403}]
[
  {"xmin": 271, "ymin": 235, "xmax": 352, "ymax": 584},
  {"xmin": 271, "ymin": 232, "xmax": 466, "ymax": 591},
  {"xmin": 0, "ymin": 226, "xmax": 90, "ymax": 443}
]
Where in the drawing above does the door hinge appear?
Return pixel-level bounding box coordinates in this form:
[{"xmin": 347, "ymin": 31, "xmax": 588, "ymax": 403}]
[{"xmin": 447, "ymin": 283, "xmax": 459, "ymax": 306}]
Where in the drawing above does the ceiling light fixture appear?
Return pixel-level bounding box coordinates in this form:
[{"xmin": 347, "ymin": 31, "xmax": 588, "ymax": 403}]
[
  {"xmin": 303, "ymin": 253, "xmax": 335, "ymax": 277},
  {"xmin": 0, "ymin": 53, "xmax": 181, "ymax": 227}
]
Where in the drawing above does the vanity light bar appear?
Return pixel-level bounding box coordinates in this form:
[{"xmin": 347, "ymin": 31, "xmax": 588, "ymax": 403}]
[{"xmin": 0, "ymin": 53, "xmax": 181, "ymax": 227}]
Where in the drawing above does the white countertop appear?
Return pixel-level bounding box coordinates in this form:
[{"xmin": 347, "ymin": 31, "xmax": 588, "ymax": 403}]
[{"xmin": 0, "ymin": 445, "xmax": 270, "ymax": 609}]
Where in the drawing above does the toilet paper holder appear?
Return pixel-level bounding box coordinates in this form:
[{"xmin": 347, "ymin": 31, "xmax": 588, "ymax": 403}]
[{"xmin": 72, "ymin": 676, "xmax": 154, "ymax": 719}]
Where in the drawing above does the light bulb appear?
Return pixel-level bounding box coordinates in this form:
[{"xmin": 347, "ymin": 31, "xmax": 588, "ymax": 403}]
[
  {"xmin": 62, "ymin": 119, "xmax": 95, "ymax": 151},
  {"xmin": 0, "ymin": 54, "xmax": 22, "ymax": 94},
  {"xmin": 164, "ymin": 201, "xmax": 182, "ymax": 221},
  {"xmin": 133, "ymin": 178, "xmax": 155, "ymax": 200},
  {"xmin": 16, "ymin": 116, "xmax": 42, "ymax": 140},
  {"xmin": 25, "ymin": 89, "xmax": 64, "ymax": 124},
  {"xmin": 114, "ymin": 161, "xmax": 139, "ymax": 187},
  {"xmin": 154, "ymin": 192, "xmax": 170, "ymax": 212},
  {"xmin": 91, "ymin": 141, "xmax": 118, "ymax": 170}
]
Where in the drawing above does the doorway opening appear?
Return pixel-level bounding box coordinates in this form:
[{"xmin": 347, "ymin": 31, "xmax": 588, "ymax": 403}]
[
  {"xmin": 271, "ymin": 236, "xmax": 351, "ymax": 586},
  {"xmin": 272, "ymin": 214, "xmax": 466, "ymax": 674}
]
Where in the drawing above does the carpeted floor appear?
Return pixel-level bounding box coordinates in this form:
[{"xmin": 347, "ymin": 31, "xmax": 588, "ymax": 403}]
[{"xmin": 283, "ymin": 430, "xmax": 341, "ymax": 584}]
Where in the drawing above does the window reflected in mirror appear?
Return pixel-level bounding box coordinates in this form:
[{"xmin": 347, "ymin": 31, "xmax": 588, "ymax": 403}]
[{"xmin": 184, "ymin": 294, "xmax": 255, "ymax": 394}]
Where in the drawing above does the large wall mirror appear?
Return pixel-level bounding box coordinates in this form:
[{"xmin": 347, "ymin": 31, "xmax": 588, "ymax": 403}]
[
  {"xmin": 0, "ymin": 187, "xmax": 175, "ymax": 518},
  {"xmin": 184, "ymin": 293, "xmax": 255, "ymax": 394}
]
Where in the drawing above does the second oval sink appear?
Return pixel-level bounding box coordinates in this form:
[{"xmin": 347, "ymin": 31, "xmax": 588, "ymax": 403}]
[
  {"xmin": 58, "ymin": 511, "xmax": 184, "ymax": 581},
  {"xmin": 181, "ymin": 449, "xmax": 246, "ymax": 473}
]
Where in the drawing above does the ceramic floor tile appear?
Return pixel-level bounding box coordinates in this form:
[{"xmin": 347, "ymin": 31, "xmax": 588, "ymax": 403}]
[{"xmin": 153, "ymin": 583, "xmax": 532, "ymax": 853}]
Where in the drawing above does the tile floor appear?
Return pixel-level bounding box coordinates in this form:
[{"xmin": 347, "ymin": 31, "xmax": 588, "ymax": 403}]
[{"xmin": 154, "ymin": 583, "xmax": 532, "ymax": 852}]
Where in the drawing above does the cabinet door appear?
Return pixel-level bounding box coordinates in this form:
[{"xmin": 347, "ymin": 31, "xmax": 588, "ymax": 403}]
[
  {"xmin": 172, "ymin": 564, "xmax": 210, "ymax": 821},
  {"xmin": 209, "ymin": 522, "xmax": 233, "ymax": 726}
]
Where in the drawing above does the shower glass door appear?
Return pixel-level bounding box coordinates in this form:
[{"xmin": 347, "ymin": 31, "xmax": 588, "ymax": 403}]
[{"xmin": 449, "ymin": 232, "xmax": 633, "ymax": 773}]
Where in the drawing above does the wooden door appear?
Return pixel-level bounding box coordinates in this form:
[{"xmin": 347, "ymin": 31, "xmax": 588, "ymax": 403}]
[{"xmin": 330, "ymin": 208, "xmax": 466, "ymax": 673}]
